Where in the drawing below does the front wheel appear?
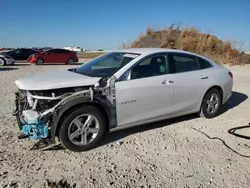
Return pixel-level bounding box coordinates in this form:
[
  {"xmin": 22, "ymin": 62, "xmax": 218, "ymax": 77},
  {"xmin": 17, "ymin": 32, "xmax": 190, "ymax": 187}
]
[
  {"xmin": 59, "ymin": 106, "xmax": 107, "ymax": 152},
  {"xmin": 36, "ymin": 58, "xmax": 44, "ymax": 65},
  {"xmin": 199, "ymin": 88, "xmax": 222, "ymax": 118}
]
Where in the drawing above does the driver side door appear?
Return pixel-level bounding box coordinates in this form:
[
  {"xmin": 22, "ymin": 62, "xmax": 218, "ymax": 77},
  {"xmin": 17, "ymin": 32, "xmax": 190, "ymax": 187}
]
[
  {"xmin": 13, "ymin": 49, "xmax": 26, "ymax": 60},
  {"xmin": 115, "ymin": 53, "xmax": 175, "ymax": 127}
]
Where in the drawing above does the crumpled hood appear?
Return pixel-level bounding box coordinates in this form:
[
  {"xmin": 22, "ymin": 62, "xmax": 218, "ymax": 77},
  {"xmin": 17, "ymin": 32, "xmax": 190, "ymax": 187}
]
[{"xmin": 15, "ymin": 69, "xmax": 101, "ymax": 90}]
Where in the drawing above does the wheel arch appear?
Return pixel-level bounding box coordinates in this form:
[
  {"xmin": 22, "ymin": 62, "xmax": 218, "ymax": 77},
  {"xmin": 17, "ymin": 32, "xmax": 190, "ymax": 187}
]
[
  {"xmin": 50, "ymin": 98, "xmax": 111, "ymax": 143},
  {"xmin": 200, "ymin": 85, "xmax": 224, "ymax": 109}
]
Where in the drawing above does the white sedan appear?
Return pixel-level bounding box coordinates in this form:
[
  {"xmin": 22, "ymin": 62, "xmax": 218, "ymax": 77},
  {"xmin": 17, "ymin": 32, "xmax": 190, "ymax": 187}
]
[
  {"xmin": 13, "ymin": 48, "xmax": 233, "ymax": 152},
  {"xmin": 0, "ymin": 53, "xmax": 15, "ymax": 66}
]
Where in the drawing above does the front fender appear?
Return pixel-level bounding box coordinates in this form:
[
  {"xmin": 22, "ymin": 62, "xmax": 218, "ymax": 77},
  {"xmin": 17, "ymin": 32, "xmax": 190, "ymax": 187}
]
[
  {"xmin": 50, "ymin": 96, "xmax": 90, "ymax": 143},
  {"xmin": 49, "ymin": 96, "xmax": 113, "ymax": 143}
]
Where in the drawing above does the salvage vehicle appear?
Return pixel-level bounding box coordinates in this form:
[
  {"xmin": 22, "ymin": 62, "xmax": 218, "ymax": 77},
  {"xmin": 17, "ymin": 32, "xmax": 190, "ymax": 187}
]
[
  {"xmin": 0, "ymin": 52, "xmax": 15, "ymax": 66},
  {"xmin": 13, "ymin": 48, "xmax": 233, "ymax": 152}
]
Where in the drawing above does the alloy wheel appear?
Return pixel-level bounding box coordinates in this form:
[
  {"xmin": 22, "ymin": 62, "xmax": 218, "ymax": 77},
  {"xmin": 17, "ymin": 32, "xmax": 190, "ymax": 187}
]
[
  {"xmin": 36, "ymin": 59, "xmax": 43, "ymax": 65},
  {"xmin": 206, "ymin": 93, "xmax": 220, "ymax": 114},
  {"xmin": 68, "ymin": 59, "xmax": 74, "ymax": 65},
  {"xmin": 68, "ymin": 114, "xmax": 100, "ymax": 146}
]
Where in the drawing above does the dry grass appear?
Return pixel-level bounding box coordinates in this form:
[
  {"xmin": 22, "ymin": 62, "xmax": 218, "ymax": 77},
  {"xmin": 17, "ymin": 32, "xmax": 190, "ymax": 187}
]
[
  {"xmin": 77, "ymin": 52, "xmax": 105, "ymax": 59},
  {"xmin": 123, "ymin": 24, "xmax": 247, "ymax": 65}
]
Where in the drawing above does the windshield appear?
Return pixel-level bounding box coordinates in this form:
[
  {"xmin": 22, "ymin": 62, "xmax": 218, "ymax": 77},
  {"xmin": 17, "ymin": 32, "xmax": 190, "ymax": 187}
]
[{"xmin": 74, "ymin": 52, "xmax": 140, "ymax": 77}]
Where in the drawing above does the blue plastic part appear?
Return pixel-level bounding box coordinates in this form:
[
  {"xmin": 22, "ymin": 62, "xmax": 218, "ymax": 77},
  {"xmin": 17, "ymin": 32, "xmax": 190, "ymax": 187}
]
[{"xmin": 21, "ymin": 119, "xmax": 49, "ymax": 139}]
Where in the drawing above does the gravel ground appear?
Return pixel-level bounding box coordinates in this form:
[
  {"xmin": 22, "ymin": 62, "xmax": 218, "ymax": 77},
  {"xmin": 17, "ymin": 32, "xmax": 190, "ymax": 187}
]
[{"xmin": 0, "ymin": 62, "xmax": 250, "ymax": 188}]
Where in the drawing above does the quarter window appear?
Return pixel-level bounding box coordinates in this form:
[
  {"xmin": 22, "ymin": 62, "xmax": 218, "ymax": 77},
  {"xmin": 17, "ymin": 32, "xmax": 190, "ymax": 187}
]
[
  {"xmin": 198, "ymin": 57, "xmax": 212, "ymax": 69},
  {"xmin": 130, "ymin": 54, "xmax": 169, "ymax": 79},
  {"xmin": 170, "ymin": 53, "xmax": 199, "ymax": 73}
]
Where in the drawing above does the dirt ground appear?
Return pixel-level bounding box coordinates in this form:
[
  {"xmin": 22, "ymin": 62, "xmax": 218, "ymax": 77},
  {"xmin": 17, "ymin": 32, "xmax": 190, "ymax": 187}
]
[{"xmin": 0, "ymin": 62, "xmax": 250, "ymax": 188}]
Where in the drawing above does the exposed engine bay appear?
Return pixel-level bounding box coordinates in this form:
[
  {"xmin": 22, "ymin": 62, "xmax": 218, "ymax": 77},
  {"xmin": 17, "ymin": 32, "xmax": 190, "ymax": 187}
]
[{"xmin": 13, "ymin": 77, "xmax": 116, "ymax": 142}]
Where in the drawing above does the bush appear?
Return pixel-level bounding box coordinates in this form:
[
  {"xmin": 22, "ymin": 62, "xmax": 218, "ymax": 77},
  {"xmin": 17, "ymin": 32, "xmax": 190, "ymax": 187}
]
[{"xmin": 122, "ymin": 24, "xmax": 247, "ymax": 65}]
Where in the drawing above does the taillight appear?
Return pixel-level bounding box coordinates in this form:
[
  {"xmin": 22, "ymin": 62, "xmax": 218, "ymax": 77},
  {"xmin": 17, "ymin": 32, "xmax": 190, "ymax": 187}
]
[{"xmin": 228, "ymin": 71, "xmax": 233, "ymax": 79}]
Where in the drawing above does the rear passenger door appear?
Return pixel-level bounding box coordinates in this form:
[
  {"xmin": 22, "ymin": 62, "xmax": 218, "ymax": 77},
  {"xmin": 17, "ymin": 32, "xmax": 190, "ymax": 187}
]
[
  {"xmin": 168, "ymin": 52, "xmax": 211, "ymax": 114},
  {"xmin": 57, "ymin": 49, "xmax": 70, "ymax": 63}
]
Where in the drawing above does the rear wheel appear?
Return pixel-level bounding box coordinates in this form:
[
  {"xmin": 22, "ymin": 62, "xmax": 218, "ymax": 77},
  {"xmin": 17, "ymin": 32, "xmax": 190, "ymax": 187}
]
[
  {"xmin": 0, "ymin": 58, "xmax": 6, "ymax": 66},
  {"xmin": 67, "ymin": 58, "xmax": 74, "ymax": 65},
  {"xmin": 36, "ymin": 58, "xmax": 44, "ymax": 65},
  {"xmin": 199, "ymin": 88, "xmax": 222, "ymax": 118},
  {"xmin": 59, "ymin": 106, "xmax": 107, "ymax": 152}
]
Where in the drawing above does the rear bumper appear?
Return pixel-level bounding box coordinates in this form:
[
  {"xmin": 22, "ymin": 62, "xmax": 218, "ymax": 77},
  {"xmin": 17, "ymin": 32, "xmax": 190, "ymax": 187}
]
[
  {"xmin": 222, "ymin": 91, "xmax": 232, "ymax": 104},
  {"xmin": 222, "ymin": 78, "xmax": 233, "ymax": 104},
  {"xmin": 74, "ymin": 57, "xmax": 79, "ymax": 62}
]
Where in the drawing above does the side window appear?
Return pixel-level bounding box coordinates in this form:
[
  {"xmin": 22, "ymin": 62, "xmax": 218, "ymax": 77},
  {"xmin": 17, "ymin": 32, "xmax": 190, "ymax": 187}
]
[
  {"xmin": 15, "ymin": 49, "xmax": 22, "ymax": 54},
  {"xmin": 28, "ymin": 49, "xmax": 36, "ymax": 53},
  {"xmin": 170, "ymin": 53, "xmax": 199, "ymax": 73},
  {"xmin": 130, "ymin": 54, "xmax": 168, "ymax": 79},
  {"xmin": 58, "ymin": 49, "xmax": 70, "ymax": 53},
  {"xmin": 16, "ymin": 49, "xmax": 27, "ymax": 54},
  {"xmin": 198, "ymin": 57, "xmax": 212, "ymax": 69},
  {"xmin": 47, "ymin": 49, "xmax": 58, "ymax": 54}
]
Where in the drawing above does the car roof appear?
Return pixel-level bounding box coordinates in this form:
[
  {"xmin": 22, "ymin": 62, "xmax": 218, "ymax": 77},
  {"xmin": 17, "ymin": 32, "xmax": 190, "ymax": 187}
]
[{"xmin": 116, "ymin": 48, "xmax": 205, "ymax": 57}]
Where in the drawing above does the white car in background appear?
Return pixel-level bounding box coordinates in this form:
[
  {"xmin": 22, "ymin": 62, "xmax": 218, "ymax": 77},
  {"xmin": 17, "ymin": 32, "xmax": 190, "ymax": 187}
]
[
  {"xmin": 13, "ymin": 48, "xmax": 233, "ymax": 152},
  {"xmin": 63, "ymin": 46, "xmax": 85, "ymax": 52},
  {"xmin": 0, "ymin": 53, "xmax": 15, "ymax": 66}
]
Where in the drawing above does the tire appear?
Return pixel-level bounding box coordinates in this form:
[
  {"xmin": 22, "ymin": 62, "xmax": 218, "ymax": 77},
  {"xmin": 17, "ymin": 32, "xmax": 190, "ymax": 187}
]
[
  {"xmin": 67, "ymin": 58, "xmax": 74, "ymax": 65},
  {"xmin": 0, "ymin": 58, "xmax": 6, "ymax": 66},
  {"xmin": 59, "ymin": 106, "xmax": 107, "ymax": 152},
  {"xmin": 199, "ymin": 88, "xmax": 222, "ymax": 118},
  {"xmin": 36, "ymin": 58, "xmax": 44, "ymax": 65}
]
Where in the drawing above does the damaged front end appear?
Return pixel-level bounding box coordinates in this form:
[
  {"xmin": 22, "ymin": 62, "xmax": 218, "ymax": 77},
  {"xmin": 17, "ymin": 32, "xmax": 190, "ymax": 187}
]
[
  {"xmin": 12, "ymin": 73, "xmax": 117, "ymax": 145},
  {"xmin": 13, "ymin": 87, "xmax": 95, "ymax": 140}
]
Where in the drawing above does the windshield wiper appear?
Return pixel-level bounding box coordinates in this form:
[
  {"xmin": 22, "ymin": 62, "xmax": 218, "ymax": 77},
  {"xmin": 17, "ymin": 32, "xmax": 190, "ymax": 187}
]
[{"xmin": 78, "ymin": 71, "xmax": 95, "ymax": 77}]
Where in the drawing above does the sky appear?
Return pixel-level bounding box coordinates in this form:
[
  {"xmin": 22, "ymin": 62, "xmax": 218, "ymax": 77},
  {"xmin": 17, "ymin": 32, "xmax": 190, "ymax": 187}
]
[{"xmin": 1, "ymin": 0, "xmax": 249, "ymax": 52}]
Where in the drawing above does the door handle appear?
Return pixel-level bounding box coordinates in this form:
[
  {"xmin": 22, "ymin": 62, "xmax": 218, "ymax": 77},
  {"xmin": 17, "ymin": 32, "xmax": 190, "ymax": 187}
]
[
  {"xmin": 162, "ymin": 80, "xmax": 174, "ymax": 85},
  {"xmin": 200, "ymin": 75, "xmax": 208, "ymax": 79}
]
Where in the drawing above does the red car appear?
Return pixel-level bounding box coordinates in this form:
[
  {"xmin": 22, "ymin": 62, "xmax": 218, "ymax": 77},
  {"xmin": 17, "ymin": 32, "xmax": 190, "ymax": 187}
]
[{"xmin": 28, "ymin": 48, "xmax": 79, "ymax": 65}]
